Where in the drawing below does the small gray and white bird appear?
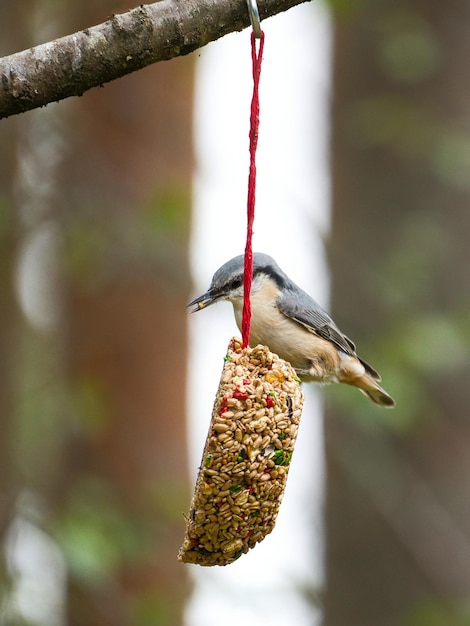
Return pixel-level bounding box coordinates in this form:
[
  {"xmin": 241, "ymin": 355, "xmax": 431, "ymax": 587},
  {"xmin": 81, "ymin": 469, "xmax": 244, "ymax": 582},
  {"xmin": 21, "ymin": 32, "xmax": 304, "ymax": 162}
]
[{"xmin": 188, "ymin": 253, "xmax": 395, "ymax": 408}]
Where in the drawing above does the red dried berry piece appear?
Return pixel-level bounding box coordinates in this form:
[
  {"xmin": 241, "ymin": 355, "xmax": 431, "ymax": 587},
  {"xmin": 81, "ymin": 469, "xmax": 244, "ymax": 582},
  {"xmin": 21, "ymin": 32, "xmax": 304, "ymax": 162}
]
[
  {"xmin": 218, "ymin": 396, "xmax": 229, "ymax": 415},
  {"xmin": 233, "ymin": 388, "xmax": 249, "ymax": 401}
]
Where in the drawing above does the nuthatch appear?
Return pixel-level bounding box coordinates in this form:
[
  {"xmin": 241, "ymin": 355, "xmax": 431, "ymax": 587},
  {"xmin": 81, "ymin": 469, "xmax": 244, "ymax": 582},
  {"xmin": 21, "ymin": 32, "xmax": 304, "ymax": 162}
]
[{"xmin": 188, "ymin": 252, "xmax": 395, "ymax": 408}]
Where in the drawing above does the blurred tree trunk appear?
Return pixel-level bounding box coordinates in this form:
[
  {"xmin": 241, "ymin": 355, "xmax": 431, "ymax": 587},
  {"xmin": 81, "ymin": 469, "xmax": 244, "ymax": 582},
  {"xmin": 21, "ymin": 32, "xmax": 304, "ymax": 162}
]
[
  {"xmin": 0, "ymin": 113, "xmax": 18, "ymax": 567},
  {"xmin": 0, "ymin": 0, "xmax": 37, "ymax": 593},
  {"xmin": 0, "ymin": 0, "xmax": 193, "ymax": 623},
  {"xmin": 324, "ymin": 1, "xmax": 470, "ymax": 625},
  {"xmin": 59, "ymin": 3, "xmax": 194, "ymax": 624}
]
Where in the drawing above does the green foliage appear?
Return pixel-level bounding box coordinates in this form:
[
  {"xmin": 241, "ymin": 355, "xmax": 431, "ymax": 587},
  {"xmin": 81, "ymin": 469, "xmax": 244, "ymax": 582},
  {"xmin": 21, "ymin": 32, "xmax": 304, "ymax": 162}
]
[
  {"xmin": 432, "ymin": 131, "xmax": 470, "ymax": 190},
  {"xmin": 73, "ymin": 376, "xmax": 110, "ymax": 437},
  {"xmin": 400, "ymin": 315, "xmax": 468, "ymax": 373},
  {"xmin": 404, "ymin": 599, "xmax": 470, "ymax": 626},
  {"xmin": 141, "ymin": 477, "xmax": 189, "ymax": 525},
  {"xmin": 330, "ymin": 300, "xmax": 470, "ymax": 432},
  {"xmin": 334, "ymin": 4, "xmax": 470, "ymax": 194},
  {"xmin": 64, "ymin": 219, "xmax": 112, "ymax": 287},
  {"xmin": 143, "ymin": 185, "xmax": 189, "ymax": 237},
  {"xmin": 135, "ymin": 184, "xmax": 191, "ymax": 267},
  {"xmin": 326, "ymin": 0, "xmax": 367, "ymax": 17},
  {"xmin": 14, "ymin": 328, "xmax": 68, "ymax": 488},
  {"xmin": 347, "ymin": 96, "xmax": 470, "ymax": 191},
  {"xmin": 55, "ymin": 478, "xmax": 142, "ymax": 585},
  {"xmin": 133, "ymin": 591, "xmax": 185, "ymax": 626},
  {"xmin": 0, "ymin": 195, "xmax": 12, "ymax": 239},
  {"xmin": 347, "ymin": 96, "xmax": 435, "ymax": 155},
  {"xmin": 375, "ymin": 10, "xmax": 441, "ymax": 83},
  {"xmin": 379, "ymin": 212, "xmax": 452, "ymax": 310}
]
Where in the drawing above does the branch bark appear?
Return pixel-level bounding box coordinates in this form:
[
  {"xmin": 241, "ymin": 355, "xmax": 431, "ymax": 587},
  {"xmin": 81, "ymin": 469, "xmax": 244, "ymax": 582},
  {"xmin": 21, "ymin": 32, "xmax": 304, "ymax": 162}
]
[{"xmin": 0, "ymin": 0, "xmax": 310, "ymax": 119}]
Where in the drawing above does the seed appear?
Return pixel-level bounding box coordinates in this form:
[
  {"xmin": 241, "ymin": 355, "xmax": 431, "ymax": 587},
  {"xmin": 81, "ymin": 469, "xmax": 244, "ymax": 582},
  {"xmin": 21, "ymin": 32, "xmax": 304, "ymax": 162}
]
[
  {"xmin": 234, "ymin": 490, "xmax": 249, "ymax": 506},
  {"xmin": 247, "ymin": 446, "xmax": 257, "ymax": 462},
  {"xmin": 210, "ymin": 475, "xmax": 224, "ymax": 484},
  {"xmin": 241, "ymin": 410, "xmax": 256, "ymax": 423},
  {"xmin": 213, "ymin": 423, "xmax": 229, "ymax": 433},
  {"xmin": 231, "ymin": 466, "xmax": 246, "ymax": 475},
  {"xmin": 250, "ymin": 417, "xmax": 268, "ymax": 431},
  {"xmin": 194, "ymin": 510, "xmax": 206, "ymax": 523},
  {"xmin": 204, "ymin": 522, "xmax": 218, "ymax": 533},
  {"xmin": 221, "ymin": 538, "xmax": 243, "ymax": 554}
]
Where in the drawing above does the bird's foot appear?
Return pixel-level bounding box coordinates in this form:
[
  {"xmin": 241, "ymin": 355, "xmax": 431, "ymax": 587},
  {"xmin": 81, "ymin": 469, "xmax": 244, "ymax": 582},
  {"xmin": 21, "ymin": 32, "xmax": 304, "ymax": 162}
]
[
  {"xmin": 295, "ymin": 361, "xmax": 338, "ymax": 384},
  {"xmin": 294, "ymin": 368, "xmax": 311, "ymax": 379}
]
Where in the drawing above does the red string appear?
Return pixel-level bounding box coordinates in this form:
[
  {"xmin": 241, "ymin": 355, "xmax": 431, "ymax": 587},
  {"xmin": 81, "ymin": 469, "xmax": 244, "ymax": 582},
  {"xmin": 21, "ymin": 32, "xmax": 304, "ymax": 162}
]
[{"xmin": 242, "ymin": 31, "xmax": 265, "ymax": 349}]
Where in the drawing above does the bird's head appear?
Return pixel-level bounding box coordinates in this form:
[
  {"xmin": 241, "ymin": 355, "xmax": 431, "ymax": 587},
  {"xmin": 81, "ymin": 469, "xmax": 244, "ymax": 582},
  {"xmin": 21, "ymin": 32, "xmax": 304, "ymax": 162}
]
[{"xmin": 188, "ymin": 252, "xmax": 287, "ymax": 313}]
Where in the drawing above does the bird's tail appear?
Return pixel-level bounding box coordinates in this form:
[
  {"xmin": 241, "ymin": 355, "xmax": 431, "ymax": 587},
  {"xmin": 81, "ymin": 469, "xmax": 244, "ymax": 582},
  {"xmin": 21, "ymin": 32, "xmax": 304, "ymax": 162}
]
[{"xmin": 353, "ymin": 375, "xmax": 396, "ymax": 408}]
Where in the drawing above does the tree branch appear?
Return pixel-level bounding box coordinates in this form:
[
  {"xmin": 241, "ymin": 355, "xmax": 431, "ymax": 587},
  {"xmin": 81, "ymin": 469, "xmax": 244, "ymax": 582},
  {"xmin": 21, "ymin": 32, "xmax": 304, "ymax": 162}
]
[{"xmin": 0, "ymin": 0, "xmax": 311, "ymax": 120}]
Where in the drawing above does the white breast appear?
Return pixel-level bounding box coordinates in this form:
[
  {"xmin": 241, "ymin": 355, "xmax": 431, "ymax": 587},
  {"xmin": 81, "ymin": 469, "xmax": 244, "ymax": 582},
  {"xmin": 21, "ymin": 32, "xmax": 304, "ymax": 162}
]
[{"xmin": 230, "ymin": 284, "xmax": 329, "ymax": 371}]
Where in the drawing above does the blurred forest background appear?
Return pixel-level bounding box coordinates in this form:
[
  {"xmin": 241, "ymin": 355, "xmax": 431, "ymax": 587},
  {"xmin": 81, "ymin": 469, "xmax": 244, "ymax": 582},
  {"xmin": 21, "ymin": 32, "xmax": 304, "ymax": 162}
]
[{"xmin": 1, "ymin": 0, "xmax": 470, "ymax": 625}]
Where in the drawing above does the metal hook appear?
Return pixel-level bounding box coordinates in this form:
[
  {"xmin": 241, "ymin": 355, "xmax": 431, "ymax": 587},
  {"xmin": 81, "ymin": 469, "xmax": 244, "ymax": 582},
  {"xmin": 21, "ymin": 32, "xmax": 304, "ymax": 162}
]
[{"xmin": 246, "ymin": 0, "xmax": 262, "ymax": 39}]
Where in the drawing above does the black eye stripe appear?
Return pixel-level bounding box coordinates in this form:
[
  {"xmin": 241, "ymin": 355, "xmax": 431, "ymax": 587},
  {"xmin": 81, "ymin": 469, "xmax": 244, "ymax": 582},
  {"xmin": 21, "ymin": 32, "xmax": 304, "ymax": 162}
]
[
  {"xmin": 257, "ymin": 266, "xmax": 288, "ymax": 290},
  {"xmin": 211, "ymin": 276, "xmax": 242, "ymax": 297}
]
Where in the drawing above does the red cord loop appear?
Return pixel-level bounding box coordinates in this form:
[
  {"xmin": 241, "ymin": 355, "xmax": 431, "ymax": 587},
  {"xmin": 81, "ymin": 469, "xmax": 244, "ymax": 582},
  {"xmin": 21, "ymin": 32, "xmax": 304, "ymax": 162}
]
[{"xmin": 241, "ymin": 31, "xmax": 265, "ymax": 349}]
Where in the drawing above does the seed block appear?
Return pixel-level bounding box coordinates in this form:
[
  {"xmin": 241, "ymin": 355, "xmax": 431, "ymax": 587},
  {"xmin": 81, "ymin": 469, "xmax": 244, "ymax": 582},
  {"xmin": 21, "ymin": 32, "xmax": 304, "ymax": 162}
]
[{"xmin": 178, "ymin": 337, "xmax": 304, "ymax": 566}]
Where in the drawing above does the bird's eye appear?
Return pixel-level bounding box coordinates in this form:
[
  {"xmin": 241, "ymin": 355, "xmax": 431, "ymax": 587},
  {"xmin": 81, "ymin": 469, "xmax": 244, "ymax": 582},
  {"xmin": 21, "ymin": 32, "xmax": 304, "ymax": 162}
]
[{"xmin": 228, "ymin": 277, "xmax": 242, "ymax": 292}]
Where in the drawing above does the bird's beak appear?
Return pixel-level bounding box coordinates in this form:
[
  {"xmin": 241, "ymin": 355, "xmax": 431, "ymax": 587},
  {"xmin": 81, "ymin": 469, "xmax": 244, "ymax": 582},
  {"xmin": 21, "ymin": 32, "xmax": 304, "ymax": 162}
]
[{"xmin": 187, "ymin": 291, "xmax": 219, "ymax": 313}]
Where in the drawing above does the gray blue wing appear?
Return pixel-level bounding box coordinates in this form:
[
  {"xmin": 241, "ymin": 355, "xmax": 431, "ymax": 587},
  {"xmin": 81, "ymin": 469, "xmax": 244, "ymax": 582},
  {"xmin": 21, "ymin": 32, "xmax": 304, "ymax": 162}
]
[
  {"xmin": 276, "ymin": 287, "xmax": 356, "ymax": 355},
  {"xmin": 276, "ymin": 287, "xmax": 381, "ymax": 380}
]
